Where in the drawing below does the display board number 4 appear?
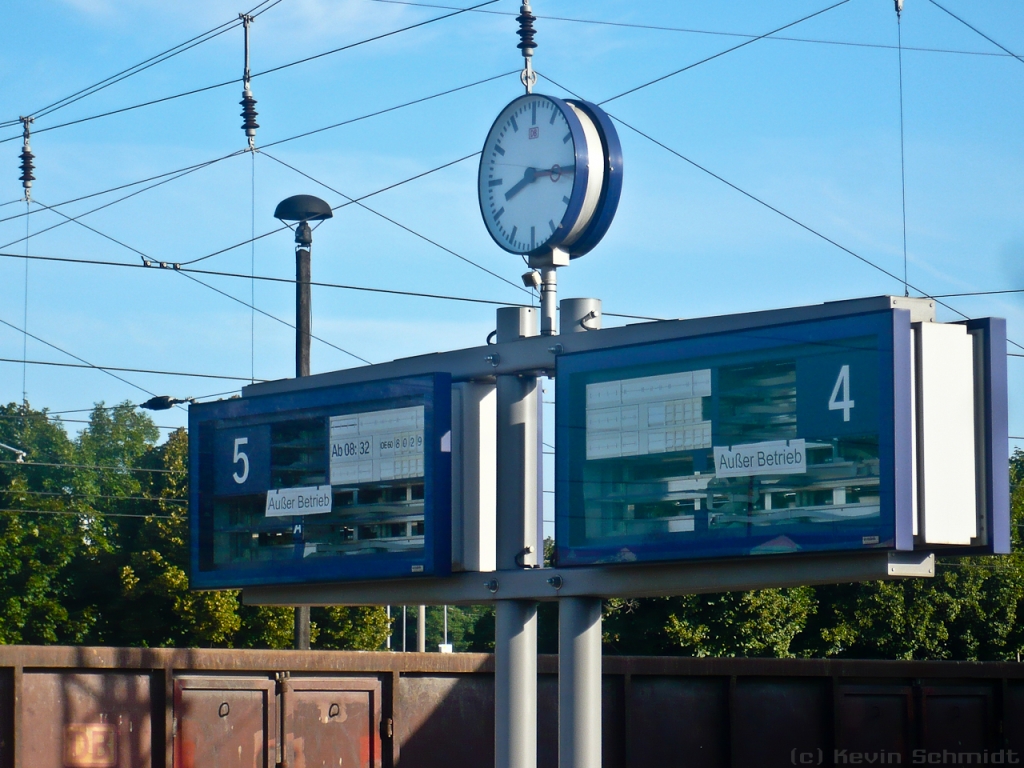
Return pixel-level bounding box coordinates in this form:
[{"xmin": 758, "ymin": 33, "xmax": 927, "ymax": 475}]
[{"xmin": 828, "ymin": 365, "xmax": 855, "ymax": 422}]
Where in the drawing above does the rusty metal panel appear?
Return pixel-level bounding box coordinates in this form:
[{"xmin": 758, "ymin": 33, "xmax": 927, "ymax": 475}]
[
  {"xmin": 173, "ymin": 677, "xmax": 276, "ymax": 768},
  {"xmin": 395, "ymin": 674, "xmax": 493, "ymax": 768},
  {"xmin": 19, "ymin": 671, "xmax": 153, "ymax": 768},
  {"xmin": 836, "ymin": 685, "xmax": 912, "ymax": 760},
  {"xmin": 282, "ymin": 677, "xmax": 382, "ymax": 768},
  {"xmin": 21, "ymin": 672, "xmax": 152, "ymax": 768},
  {"xmin": 920, "ymin": 686, "xmax": 995, "ymax": 751},
  {"xmin": 0, "ymin": 668, "xmax": 10, "ymax": 768},
  {"xmin": 626, "ymin": 676, "xmax": 728, "ymax": 768},
  {"xmin": 731, "ymin": 678, "xmax": 829, "ymax": 768}
]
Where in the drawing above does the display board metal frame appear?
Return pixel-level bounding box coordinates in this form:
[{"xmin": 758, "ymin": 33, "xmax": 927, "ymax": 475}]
[{"xmin": 189, "ymin": 373, "xmax": 452, "ymax": 589}]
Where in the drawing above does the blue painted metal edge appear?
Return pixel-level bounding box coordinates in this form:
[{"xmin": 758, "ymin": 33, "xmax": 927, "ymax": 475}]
[
  {"xmin": 563, "ymin": 99, "xmax": 624, "ymax": 258},
  {"xmin": 187, "ymin": 373, "xmax": 452, "ymax": 589},
  {"xmin": 893, "ymin": 309, "xmax": 915, "ymax": 551},
  {"xmin": 554, "ymin": 309, "xmax": 901, "ymax": 568}
]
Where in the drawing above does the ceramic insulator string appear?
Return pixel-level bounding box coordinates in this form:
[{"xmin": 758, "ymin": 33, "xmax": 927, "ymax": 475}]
[{"xmin": 18, "ymin": 118, "xmax": 34, "ymax": 201}]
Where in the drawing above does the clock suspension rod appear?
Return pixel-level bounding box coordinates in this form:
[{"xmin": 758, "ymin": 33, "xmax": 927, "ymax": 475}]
[
  {"xmin": 517, "ymin": 2, "xmax": 537, "ymax": 94},
  {"xmin": 540, "ymin": 265, "xmax": 556, "ymax": 336}
]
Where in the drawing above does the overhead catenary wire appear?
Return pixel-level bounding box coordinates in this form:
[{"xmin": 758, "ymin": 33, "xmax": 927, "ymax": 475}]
[
  {"xmin": 0, "ymin": 0, "xmax": 284, "ymax": 128},
  {"xmin": 896, "ymin": 1, "xmax": 909, "ymax": 297},
  {"xmin": 0, "ymin": 357, "xmax": 264, "ymax": 382},
  {"xmin": 370, "ymin": 0, "xmax": 1019, "ymax": 60},
  {"xmin": 6, "ymin": 489, "xmax": 186, "ymax": 505},
  {"xmin": 596, "ymin": 0, "xmax": 853, "ymax": 106},
  {"xmin": 258, "ymin": 149, "xmax": 530, "ymax": 294},
  {"xmin": 0, "ymin": 152, "xmax": 246, "ymax": 252},
  {"xmin": 0, "ymin": 508, "xmax": 175, "ymax": 520},
  {"xmin": 174, "ymin": 270, "xmax": 372, "ymax": 365},
  {"xmin": 0, "ymin": 459, "xmax": 174, "ymax": 474},
  {"xmin": 0, "ymin": 416, "xmax": 181, "ymax": 430},
  {"xmin": 0, "ymin": 0, "xmax": 498, "ymax": 146},
  {"xmin": 925, "ymin": 0, "xmax": 1024, "ymax": 65},
  {"xmin": 0, "ymin": 316, "xmax": 159, "ymax": 400},
  {"xmin": 0, "ymin": 150, "xmax": 245, "ymax": 227},
  {"xmin": 180, "ymin": 149, "xmax": 488, "ymax": 265},
  {"xmin": 0, "ymin": 251, "xmax": 531, "ymax": 307},
  {"xmin": 36, "ymin": 388, "xmax": 240, "ymax": 416},
  {"xmin": 0, "ymin": 72, "xmax": 513, "ymax": 235},
  {"xmin": 540, "ymin": 71, "xmax": 1024, "ymax": 354}
]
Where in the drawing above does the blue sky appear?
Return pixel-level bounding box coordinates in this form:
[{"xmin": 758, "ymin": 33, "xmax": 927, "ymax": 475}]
[{"xmin": 1, "ymin": 0, "xmax": 1022, "ymax": 503}]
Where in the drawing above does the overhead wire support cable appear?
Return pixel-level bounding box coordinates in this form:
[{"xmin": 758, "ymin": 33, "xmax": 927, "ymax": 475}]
[
  {"xmin": 0, "ymin": 459, "xmax": 174, "ymax": 474},
  {"xmin": 0, "ymin": 0, "xmax": 283, "ymax": 128},
  {"xmin": 0, "ymin": 73, "xmax": 511, "ymax": 232},
  {"xmin": 925, "ymin": 0, "xmax": 1024, "ymax": 65},
  {"xmin": 0, "ymin": 151, "xmax": 246, "ymax": 252},
  {"xmin": 596, "ymin": 0, "xmax": 852, "ymax": 106},
  {"xmin": 0, "ymin": 316, "xmax": 159, "ymax": 399},
  {"xmin": 0, "ymin": 357, "xmax": 265, "ymax": 382},
  {"xmin": 0, "ymin": 251, "xmax": 531, "ymax": 307},
  {"xmin": 0, "ymin": 0, "xmax": 498, "ymax": 146},
  {"xmin": 0, "ymin": 150, "xmax": 246, "ymax": 227},
  {"xmin": 539, "ymin": 72, "xmax": 1024, "ymax": 353},
  {"xmin": 896, "ymin": 0, "xmax": 909, "ymax": 297},
  {"xmin": 0, "ymin": 508, "xmax": 175, "ymax": 521},
  {"xmin": 369, "ymin": 0, "xmax": 1019, "ymax": 59},
  {"xmin": 174, "ymin": 270, "xmax": 374, "ymax": 366},
  {"xmin": 258, "ymin": 149, "xmax": 530, "ymax": 294}
]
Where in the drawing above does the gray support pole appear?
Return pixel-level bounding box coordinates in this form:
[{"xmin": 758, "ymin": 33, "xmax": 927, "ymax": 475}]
[
  {"xmin": 495, "ymin": 306, "xmax": 540, "ymax": 768},
  {"xmin": 294, "ymin": 244, "xmax": 312, "ymax": 650},
  {"xmin": 417, "ymin": 605, "xmax": 426, "ymax": 653},
  {"xmin": 496, "ymin": 601, "xmax": 538, "ymax": 768},
  {"xmin": 558, "ymin": 597, "xmax": 603, "ymax": 768}
]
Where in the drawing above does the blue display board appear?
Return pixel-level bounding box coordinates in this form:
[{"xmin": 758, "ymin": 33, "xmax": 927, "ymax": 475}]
[
  {"xmin": 189, "ymin": 374, "xmax": 452, "ymax": 588},
  {"xmin": 555, "ymin": 310, "xmax": 915, "ymax": 567}
]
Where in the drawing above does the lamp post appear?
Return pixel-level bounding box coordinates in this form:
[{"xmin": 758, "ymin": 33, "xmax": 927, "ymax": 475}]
[{"xmin": 274, "ymin": 194, "xmax": 333, "ymax": 650}]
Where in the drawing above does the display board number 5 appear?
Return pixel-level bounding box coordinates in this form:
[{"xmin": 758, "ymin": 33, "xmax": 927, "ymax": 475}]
[
  {"xmin": 232, "ymin": 437, "xmax": 250, "ymax": 484},
  {"xmin": 828, "ymin": 365, "xmax": 855, "ymax": 422}
]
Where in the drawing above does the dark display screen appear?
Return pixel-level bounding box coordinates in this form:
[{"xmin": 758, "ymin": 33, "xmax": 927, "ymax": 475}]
[
  {"xmin": 189, "ymin": 374, "xmax": 451, "ymax": 588},
  {"xmin": 555, "ymin": 311, "xmax": 911, "ymax": 566}
]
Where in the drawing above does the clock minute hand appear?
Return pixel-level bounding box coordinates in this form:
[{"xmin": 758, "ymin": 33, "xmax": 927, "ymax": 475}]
[
  {"xmin": 534, "ymin": 164, "xmax": 576, "ymax": 179},
  {"xmin": 504, "ymin": 167, "xmax": 538, "ymax": 201}
]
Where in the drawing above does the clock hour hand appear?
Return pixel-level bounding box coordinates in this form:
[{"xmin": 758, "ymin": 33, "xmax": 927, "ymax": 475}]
[{"xmin": 504, "ymin": 167, "xmax": 538, "ymax": 201}]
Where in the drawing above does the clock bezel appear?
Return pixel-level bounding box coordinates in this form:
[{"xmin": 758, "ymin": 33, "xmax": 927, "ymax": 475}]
[{"xmin": 477, "ymin": 93, "xmax": 593, "ymax": 257}]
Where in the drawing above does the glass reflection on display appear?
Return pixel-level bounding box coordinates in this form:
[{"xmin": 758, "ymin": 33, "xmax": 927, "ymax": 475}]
[
  {"xmin": 211, "ymin": 405, "xmax": 427, "ymax": 569},
  {"xmin": 557, "ymin": 315, "xmax": 897, "ymax": 566}
]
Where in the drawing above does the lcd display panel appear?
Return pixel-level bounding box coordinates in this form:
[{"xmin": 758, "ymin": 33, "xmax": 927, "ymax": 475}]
[
  {"xmin": 189, "ymin": 374, "xmax": 451, "ymax": 588},
  {"xmin": 555, "ymin": 310, "xmax": 913, "ymax": 566}
]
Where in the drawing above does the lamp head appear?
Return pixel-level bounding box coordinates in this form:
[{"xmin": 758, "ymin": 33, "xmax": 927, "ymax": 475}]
[{"xmin": 274, "ymin": 194, "xmax": 333, "ymax": 222}]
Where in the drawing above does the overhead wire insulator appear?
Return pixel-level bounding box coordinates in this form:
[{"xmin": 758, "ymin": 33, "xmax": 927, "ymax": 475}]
[
  {"xmin": 517, "ymin": 2, "xmax": 537, "ymax": 94},
  {"xmin": 239, "ymin": 13, "xmax": 258, "ymax": 149},
  {"xmin": 18, "ymin": 117, "xmax": 34, "ymax": 201},
  {"xmin": 240, "ymin": 89, "xmax": 259, "ymax": 148}
]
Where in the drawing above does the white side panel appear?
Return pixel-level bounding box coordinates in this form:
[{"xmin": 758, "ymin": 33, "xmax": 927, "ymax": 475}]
[
  {"xmin": 451, "ymin": 382, "xmax": 497, "ymax": 572},
  {"xmin": 917, "ymin": 323, "xmax": 977, "ymax": 545}
]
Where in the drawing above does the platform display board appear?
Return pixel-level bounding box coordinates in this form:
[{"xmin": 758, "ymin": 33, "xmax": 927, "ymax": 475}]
[
  {"xmin": 189, "ymin": 374, "xmax": 452, "ymax": 588},
  {"xmin": 555, "ymin": 310, "xmax": 914, "ymax": 566}
]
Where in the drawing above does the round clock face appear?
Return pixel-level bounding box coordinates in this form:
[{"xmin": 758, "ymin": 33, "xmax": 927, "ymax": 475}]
[{"xmin": 478, "ymin": 94, "xmax": 595, "ymax": 255}]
